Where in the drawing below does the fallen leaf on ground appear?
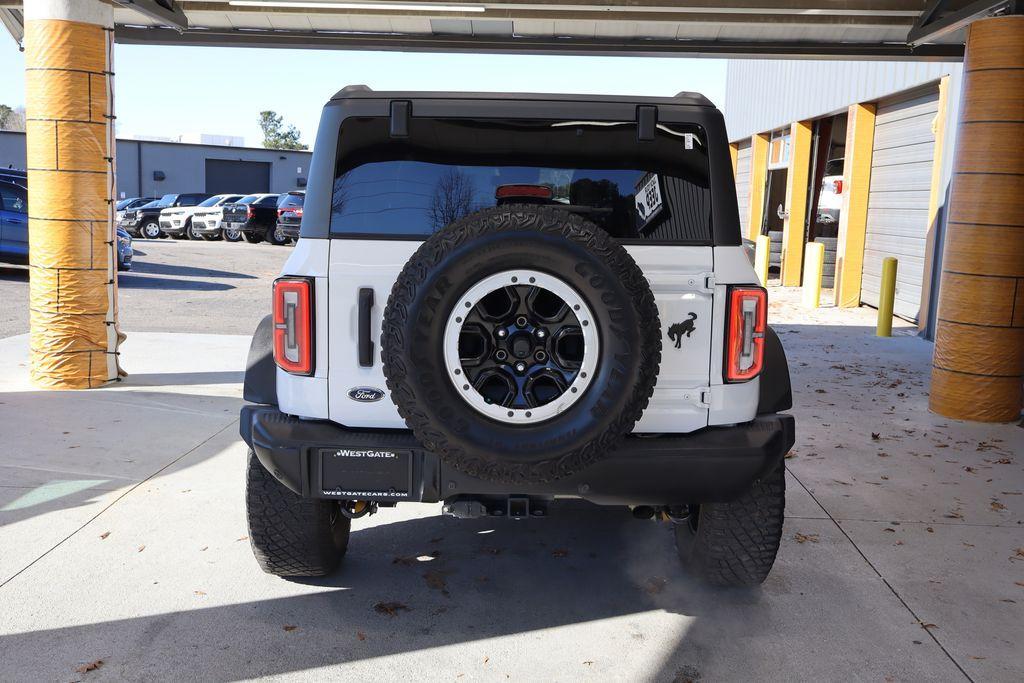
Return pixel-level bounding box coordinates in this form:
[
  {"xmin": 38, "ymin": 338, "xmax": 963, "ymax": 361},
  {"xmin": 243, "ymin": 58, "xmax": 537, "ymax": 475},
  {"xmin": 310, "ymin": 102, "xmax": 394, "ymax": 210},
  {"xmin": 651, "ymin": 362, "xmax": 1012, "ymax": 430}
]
[
  {"xmin": 357, "ymin": 631, "xmax": 366, "ymax": 641},
  {"xmin": 644, "ymin": 577, "xmax": 668, "ymax": 594},
  {"xmin": 926, "ymin": 527, "xmax": 935, "ymax": 533},
  {"xmin": 583, "ymin": 661, "xmax": 594, "ymax": 665},
  {"xmin": 794, "ymin": 533, "xmax": 819, "ymax": 544},
  {"xmin": 883, "ymin": 528, "xmax": 896, "ymax": 533},
  {"xmin": 236, "ymin": 536, "xmax": 248, "ymax": 542},
  {"xmin": 423, "ymin": 569, "xmax": 450, "ymax": 591},
  {"xmin": 194, "ymin": 590, "xmax": 207, "ymax": 596},
  {"xmin": 990, "ymin": 501, "xmax": 1006, "ymax": 511},
  {"xmin": 99, "ymin": 532, "xmax": 110, "ymax": 540},
  {"xmin": 784, "ymin": 451, "xmax": 796, "ymax": 459},
  {"xmin": 483, "ymin": 656, "xmax": 490, "ymax": 664},
  {"xmin": 871, "ymin": 433, "xmax": 880, "ymax": 440},
  {"xmin": 74, "ymin": 660, "xmax": 103, "ymax": 674},
  {"xmin": 969, "ymin": 656, "xmax": 987, "ymax": 661},
  {"xmin": 918, "ymin": 621, "xmax": 938, "ymax": 630},
  {"xmin": 1015, "ymin": 581, "xmax": 1024, "ymax": 587},
  {"xmin": 283, "ymin": 625, "xmax": 298, "ymax": 632},
  {"xmin": 374, "ymin": 601, "xmax": 409, "ymax": 616},
  {"xmin": 137, "ymin": 545, "xmax": 145, "ymax": 553}
]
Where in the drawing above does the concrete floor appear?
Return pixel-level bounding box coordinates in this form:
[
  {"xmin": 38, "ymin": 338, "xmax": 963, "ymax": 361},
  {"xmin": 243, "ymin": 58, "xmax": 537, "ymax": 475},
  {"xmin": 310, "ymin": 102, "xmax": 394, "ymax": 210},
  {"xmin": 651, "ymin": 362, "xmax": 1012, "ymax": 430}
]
[{"xmin": 0, "ymin": 287, "xmax": 1021, "ymax": 682}]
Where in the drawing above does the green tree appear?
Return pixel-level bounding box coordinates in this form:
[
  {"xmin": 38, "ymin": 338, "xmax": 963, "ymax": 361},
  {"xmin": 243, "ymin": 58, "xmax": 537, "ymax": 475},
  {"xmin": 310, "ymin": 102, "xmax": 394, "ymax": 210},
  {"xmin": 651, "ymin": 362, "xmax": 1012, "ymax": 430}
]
[
  {"xmin": 0, "ymin": 104, "xmax": 26, "ymax": 132},
  {"xmin": 258, "ymin": 111, "xmax": 307, "ymax": 150}
]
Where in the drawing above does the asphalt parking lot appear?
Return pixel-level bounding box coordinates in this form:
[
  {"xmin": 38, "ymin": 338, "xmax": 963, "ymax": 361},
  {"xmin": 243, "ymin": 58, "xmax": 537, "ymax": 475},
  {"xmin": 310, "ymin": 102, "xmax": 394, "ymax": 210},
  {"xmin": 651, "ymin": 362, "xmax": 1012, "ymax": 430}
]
[
  {"xmin": 0, "ymin": 245, "xmax": 1022, "ymax": 681},
  {"xmin": 0, "ymin": 239, "xmax": 290, "ymax": 339}
]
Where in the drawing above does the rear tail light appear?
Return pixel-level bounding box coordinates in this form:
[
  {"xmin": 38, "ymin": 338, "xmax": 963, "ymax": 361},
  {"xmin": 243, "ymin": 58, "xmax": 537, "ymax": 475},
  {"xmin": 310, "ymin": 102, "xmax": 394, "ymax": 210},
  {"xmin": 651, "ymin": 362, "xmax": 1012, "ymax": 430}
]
[
  {"xmin": 273, "ymin": 277, "xmax": 314, "ymax": 375},
  {"xmin": 833, "ymin": 179, "xmax": 843, "ymax": 194},
  {"xmin": 495, "ymin": 184, "xmax": 553, "ymax": 200},
  {"xmin": 294, "ymin": 207, "xmax": 303, "ymax": 217},
  {"xmin": 247, "ymin": 206, "xmax": 255, "ymax": 219},
  {"xmin": 277, "ymin": 208, "xmax": 284, "ymax": 217},
  {"xmin": 725, "ymin": 286, "xmax": 767, "ymax": 382}
]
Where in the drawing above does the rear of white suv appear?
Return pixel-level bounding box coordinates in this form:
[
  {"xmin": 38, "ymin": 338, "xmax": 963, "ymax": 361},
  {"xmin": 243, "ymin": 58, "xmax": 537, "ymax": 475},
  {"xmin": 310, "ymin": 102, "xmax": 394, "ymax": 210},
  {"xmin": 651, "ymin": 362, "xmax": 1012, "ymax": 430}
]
[{"xmin": 240, "ymin": 89, "xmax": 794, "ymax": 586}]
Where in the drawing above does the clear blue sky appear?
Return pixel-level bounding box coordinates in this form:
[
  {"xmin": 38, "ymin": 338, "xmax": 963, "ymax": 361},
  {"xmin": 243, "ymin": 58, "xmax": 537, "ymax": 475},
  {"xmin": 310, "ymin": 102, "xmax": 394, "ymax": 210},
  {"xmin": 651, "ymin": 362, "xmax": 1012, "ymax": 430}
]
[{"xmin": 0, "ymin": 38, "xmax": 727, "ymax": 147}]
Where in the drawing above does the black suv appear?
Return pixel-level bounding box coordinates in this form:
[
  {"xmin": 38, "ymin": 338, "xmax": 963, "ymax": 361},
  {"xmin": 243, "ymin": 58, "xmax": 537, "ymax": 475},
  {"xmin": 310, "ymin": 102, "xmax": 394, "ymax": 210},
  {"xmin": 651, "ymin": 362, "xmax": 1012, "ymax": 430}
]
[
  {"xmin": 221, "ymin": 194, "xmax": 283, "ymax": 245},
  {"xmin": 275, "ymin": 191, "xmax": 304, "ymax": 242},
  {"xmin": 240, "ymin": 88, "xmax": 794, "ymax": 587}
]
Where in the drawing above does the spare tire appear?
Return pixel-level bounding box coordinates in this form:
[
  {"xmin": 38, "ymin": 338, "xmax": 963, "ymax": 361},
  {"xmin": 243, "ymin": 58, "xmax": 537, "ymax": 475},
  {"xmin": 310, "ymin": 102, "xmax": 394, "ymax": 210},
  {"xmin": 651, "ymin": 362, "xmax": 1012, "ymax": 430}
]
[{"xmin": 381, "ymin": 205, "xmax": 661, "ymax": 485}]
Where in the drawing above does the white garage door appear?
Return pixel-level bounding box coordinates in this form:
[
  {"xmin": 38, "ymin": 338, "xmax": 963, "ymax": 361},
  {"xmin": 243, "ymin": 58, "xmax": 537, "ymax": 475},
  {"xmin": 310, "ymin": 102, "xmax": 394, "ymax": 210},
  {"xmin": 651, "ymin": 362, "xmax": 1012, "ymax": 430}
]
[
  {"xmin": 860, "ymin": 83, "xmax": 939, "ymax": 322},
  {"xmin": 734, "ymin": 139, "xmax": 752, "ymax": 237}
]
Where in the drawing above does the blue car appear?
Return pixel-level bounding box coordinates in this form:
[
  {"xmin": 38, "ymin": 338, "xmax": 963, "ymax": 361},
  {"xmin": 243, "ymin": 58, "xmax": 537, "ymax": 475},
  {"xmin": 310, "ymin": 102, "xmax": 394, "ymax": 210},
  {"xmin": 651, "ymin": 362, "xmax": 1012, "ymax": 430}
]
[
  {"xmin": 1, "ymin": 174, "xmax": 132, "ymax": 271},
  {"xmin": 0, "ymin": 176, "xmax": 28, "ymax": 263}
]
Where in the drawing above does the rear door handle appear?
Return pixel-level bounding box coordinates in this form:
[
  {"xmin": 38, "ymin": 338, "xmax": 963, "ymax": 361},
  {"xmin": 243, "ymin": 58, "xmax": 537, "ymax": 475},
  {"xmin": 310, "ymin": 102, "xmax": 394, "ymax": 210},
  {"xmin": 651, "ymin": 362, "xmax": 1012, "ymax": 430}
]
[{"xmin": 358, "ymin": 287, "xmax": 375, "ymax": 367}]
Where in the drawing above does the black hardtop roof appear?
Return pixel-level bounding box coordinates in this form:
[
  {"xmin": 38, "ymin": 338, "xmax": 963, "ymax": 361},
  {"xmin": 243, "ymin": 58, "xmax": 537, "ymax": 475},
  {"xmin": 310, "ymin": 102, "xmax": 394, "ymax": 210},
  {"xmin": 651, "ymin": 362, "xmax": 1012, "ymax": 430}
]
[{"xmin": 330, "ymin": 84, "xmax": 714, "ymax": 109}]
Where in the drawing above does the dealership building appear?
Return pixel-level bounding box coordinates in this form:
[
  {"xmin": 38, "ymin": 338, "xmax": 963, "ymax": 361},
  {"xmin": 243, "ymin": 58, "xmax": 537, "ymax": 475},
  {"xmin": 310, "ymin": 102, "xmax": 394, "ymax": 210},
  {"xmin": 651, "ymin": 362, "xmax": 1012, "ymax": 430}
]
[
  {"xmin": 724, "ymin": 59, "xmax": 963, "ymax": 340},
  {"xmin": 0, "ymin": 130, "xmax": 311, "ymax": 198}
]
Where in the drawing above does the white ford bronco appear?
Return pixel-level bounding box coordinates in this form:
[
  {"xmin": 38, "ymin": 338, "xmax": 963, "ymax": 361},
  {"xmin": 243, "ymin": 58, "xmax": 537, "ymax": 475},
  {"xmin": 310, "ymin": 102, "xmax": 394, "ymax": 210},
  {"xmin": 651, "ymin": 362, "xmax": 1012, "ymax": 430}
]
[{"xmin": 240, "ymin": 87, "xmax": 795, "ymax": 586}]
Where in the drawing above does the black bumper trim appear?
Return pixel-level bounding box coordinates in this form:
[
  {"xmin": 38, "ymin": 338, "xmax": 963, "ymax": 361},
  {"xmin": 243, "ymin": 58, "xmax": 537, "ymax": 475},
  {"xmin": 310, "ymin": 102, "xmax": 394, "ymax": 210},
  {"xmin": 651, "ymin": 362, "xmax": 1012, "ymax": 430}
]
[{"xmin": 240, "ymin": 405, "xmax": 795, "ymax": 506}]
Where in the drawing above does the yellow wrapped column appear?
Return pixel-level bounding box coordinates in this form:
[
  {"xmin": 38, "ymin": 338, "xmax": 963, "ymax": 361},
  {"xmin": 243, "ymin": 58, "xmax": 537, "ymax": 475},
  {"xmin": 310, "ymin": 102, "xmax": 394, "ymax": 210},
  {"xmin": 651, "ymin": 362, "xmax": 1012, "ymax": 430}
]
[
  {"xmin": 930, "ymin": 15, "xmax": 1024, "ymax": 422},
  {"xmin": 24, "ymin": 0, "xmax": 124, "ymax": 388}
]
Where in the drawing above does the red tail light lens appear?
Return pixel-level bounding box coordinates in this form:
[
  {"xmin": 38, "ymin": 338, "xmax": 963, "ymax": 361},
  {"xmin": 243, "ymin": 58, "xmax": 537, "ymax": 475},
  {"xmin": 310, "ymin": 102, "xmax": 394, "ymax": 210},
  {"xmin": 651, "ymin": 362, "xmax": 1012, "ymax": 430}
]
[
  {"xmin": 247, "ymin": 206, "xmax": 255, "ymax": 219},
  {"xmin": 833, "ymin": 179, "xmax": 843, "ymax": 194},
  {"xmin": 273, "ymin": 277, "xmax": 313, "ymax": 375},
  {"xmin": 495, "ymin": 184, "xmax": 553, "ymax": 200},
  {"xmin": 294, "ymin": 207, "xmax": 303, "ymax": 217},
  {"xmin": 725, "ymin": 286, "xmax": 767, "ymax": 382}
]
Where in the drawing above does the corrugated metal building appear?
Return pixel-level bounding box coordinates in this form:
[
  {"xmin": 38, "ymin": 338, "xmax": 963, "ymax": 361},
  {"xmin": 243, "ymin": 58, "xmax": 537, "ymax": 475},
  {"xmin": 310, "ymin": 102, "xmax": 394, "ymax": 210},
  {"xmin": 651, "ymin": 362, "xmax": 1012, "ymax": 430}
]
[
  {"xmin": 0, "ymin": 131, "xmax": 311, "ymax": 199},
  {"xmin": 724, "ymin": 59, "xmax": 964, "ymax": 338}
]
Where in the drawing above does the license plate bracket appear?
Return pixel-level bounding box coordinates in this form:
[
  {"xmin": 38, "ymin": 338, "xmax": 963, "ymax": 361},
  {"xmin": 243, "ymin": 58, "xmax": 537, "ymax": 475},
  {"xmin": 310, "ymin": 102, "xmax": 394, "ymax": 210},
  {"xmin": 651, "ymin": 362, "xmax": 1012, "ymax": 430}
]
[{"xmin": 319, "ymin": 447, "xmax": 412, "ymax": 500}]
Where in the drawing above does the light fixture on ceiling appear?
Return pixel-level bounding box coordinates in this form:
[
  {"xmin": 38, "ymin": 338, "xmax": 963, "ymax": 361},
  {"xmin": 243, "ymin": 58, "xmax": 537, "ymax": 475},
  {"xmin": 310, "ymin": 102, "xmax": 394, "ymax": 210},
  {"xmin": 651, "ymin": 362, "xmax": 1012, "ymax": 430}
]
[{"xmin": 228, "ymin": 1, "xmax": 486, "ymax": 11}]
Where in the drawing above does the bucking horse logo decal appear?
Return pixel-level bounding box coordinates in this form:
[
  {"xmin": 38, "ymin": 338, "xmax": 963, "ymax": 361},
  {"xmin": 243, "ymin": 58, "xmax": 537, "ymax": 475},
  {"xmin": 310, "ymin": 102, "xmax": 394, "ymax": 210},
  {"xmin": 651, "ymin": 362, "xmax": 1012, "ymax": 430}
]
[{"xmin": 667, "ymin": 313, "xmax": 698, "ymax": 349}]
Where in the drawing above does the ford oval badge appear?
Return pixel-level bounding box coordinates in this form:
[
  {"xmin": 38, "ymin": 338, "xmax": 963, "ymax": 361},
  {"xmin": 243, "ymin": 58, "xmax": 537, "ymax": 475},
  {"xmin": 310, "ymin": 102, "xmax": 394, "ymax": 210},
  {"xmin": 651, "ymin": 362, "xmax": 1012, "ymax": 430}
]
[{"xmin": 348, "ymin": 387, "xmax": 385, "ymax": 403}]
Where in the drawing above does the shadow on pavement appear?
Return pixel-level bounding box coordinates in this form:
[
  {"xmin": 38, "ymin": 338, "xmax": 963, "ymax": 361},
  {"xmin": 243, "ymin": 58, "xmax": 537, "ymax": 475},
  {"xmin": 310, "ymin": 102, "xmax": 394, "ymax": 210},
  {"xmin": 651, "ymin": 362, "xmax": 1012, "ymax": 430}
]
[
  {"xmin": 0, "ymin": 505, "xmax": 763, "ymax": 681},
  {"xmin": 129, "ymin": 261, "xmax": 256, "ymax": 280},
  {"xmin": 118, "ymin": 274, "xmax": 235, "ymax": 291},
  {"xmin": 124, "ymin": 371, "xmax": 245, "ymax": 386}
]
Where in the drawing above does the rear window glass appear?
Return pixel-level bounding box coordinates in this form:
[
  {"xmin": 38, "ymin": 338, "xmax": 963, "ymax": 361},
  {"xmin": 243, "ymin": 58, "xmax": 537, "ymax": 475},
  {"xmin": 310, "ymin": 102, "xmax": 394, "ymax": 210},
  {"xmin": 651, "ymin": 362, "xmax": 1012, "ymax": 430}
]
[
  {"xmin": 257, "ymin": 195, "xmax": 279, "ymax": 206},
  {"xmin": 329, "ymin": 117, "xmax": 712, "ymax": 243},
  {"xmin": 278, "ymin": 192, "xmax": 304, "ymax": 208},
  {"xmin": 237, "ymin": 195, "xmax": 260, "ymax": 204}
]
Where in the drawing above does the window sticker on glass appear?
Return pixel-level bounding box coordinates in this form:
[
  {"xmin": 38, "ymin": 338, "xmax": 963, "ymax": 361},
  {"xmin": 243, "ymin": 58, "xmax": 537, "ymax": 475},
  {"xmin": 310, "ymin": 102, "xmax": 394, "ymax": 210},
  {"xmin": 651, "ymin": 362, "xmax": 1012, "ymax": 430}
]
[{"xmin": 634, "ymin": 172, "xmax": 664, "ymax": 230}]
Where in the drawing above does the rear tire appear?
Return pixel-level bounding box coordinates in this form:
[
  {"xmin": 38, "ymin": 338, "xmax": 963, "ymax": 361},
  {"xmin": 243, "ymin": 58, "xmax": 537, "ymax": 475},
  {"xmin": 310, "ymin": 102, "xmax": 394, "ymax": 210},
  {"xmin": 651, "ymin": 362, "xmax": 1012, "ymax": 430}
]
[
  {"xmin": 268, "ymin": 226, "xmax": 290, "ymax": 246},
  {"xmin": 245, "ymin": 450, "xmax": 350, "ymax": 577},
  {"xmin": 674, "ymin": 463, "xmax": 785, "ymax": 587},
  {"xmin": 140, "ymin": 221, "xmax": 161, "ymax": 239},
  {"xmin": 223, "ymin": 228, "xmax": 243, "ymax": 242},
  {"xmin": 242, "ymin": 231, "xmax": 264, "ymax": 244}
]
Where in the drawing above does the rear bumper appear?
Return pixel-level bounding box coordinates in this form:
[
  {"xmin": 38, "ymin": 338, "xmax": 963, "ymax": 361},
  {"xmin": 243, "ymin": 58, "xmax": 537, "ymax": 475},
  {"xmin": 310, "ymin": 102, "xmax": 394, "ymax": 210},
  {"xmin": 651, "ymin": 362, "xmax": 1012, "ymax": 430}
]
[
  {"xmin": 240, "ymin": 405, "xmax": 795, "ymax": 507},
  {"xmin": 277, "ymin": 221, "xmax": 300, "ymax": 239}
]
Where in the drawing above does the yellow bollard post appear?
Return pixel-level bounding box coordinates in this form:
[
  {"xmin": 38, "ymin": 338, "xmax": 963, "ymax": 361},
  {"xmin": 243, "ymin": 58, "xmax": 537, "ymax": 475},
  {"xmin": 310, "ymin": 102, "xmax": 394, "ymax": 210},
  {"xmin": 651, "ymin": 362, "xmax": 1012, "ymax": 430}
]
[
  {"xmin": 754, "ymin": 234, "xmax": 771, "ymax": 285},
  {"xmin": 801, "ymin": 242, "xmax": 825, "ymax": 308},
  {"xmin": 876, "ymin": 257, "xmax": 898, "ymax": 337}
]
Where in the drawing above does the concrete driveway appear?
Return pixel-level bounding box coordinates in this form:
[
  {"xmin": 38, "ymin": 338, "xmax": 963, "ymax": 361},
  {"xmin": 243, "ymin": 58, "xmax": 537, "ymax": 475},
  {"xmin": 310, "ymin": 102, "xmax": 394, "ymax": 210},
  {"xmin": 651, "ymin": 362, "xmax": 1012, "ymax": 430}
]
[{"xmin": 0, "ymin": 286, "xmax": 1021, "ymax": 682}]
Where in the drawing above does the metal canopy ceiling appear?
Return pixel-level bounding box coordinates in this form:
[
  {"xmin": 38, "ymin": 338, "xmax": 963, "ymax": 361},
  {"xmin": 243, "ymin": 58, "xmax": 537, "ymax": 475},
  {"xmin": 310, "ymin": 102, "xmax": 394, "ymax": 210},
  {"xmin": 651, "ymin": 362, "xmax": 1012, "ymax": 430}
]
[{"xmin": 5, "ymin": 1, "xmax": 1011, "ymax": 59}]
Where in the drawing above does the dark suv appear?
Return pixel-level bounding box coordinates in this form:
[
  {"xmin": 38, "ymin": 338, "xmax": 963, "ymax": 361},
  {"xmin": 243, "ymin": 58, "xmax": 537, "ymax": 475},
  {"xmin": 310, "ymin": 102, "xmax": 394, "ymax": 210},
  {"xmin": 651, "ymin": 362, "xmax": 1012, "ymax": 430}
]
[
  {"xmin": 275, "ymin": 191, "xmax": 304, "ymax": 242},
  {"xmin": 221, "ymin": 194, "xmax": 283, "ymax": 245},
  {"xmin": 240, "ymin": 87, "xmax": 794, "ymax": 587}
]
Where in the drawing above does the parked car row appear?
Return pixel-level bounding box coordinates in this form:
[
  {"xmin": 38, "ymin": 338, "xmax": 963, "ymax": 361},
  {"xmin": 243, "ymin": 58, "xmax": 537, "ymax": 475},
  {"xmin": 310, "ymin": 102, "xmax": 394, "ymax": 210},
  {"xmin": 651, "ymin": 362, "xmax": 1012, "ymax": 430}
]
[
  {"xmin": 2, "ymin": 168, "xmax": 132, "ymax": 270},
  {"xmin": 117, "ymin": 190, "xmax": 304, "ymax": 245}
]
